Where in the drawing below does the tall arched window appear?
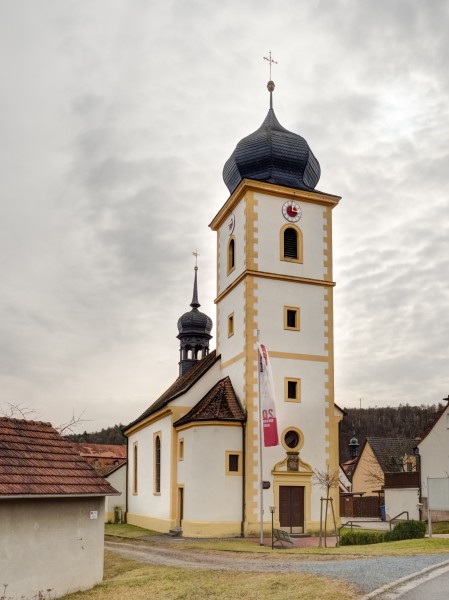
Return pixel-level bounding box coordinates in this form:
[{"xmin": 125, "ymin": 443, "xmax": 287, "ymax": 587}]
[
  {"xmin": 154, "ymin": 434, "xmax": 161, "ymax": 494},
  {"xmin": 227, "ymin": 236, "xmax": 235, "ymax": 274},
  {"xmin": 280, "ymin": 224, "xmax": 303, "ymax": 263}
]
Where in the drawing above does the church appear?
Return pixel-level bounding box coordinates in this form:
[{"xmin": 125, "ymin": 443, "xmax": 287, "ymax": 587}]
[{"xmin": 123, "ymin": 78, "xmax": 344, "ymax": 538}]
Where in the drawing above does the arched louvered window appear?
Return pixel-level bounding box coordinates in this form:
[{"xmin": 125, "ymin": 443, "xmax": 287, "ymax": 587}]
[
  {"xmin": 154, "ymin": 434, "xmax": 161, "ymax": 494},
  {"xmin": 281, "ymin": 224, "xmax": 303, "ymax": 263},
  {"xmin": 284, "ymin": 227, "xmax": 298, "ymax": 259},
  {"xmin": 227, "ymin": 237, "xmax": 235, "ymax": 273}
]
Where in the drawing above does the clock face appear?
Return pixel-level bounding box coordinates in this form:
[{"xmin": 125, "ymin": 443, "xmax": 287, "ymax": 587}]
[
  {"xmin": 227, "ymin": 213, "xmax": 235, "ymax": 235},
  {"xmin": 282, "ymin": 201, "xmax": 302, "ymax": 222}
]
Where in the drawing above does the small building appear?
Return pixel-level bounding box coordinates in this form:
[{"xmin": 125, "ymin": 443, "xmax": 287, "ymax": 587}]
[
  {"xmin": 418, "ymin": 398, "xmax": 449, "ymax": 520},
  {"xmin": 71, "ymin": 442, "xmax": 127, "ymax": 474},
  {"xmin": 351, "ymin": 437, "xmax": 416, "ymax": 497},
  {"xmin": 103, "ymin": 462, "xmax": 127, "ymax": 523},
  {"xmin": 0, "ymin": 417, "xmax": 118, "ymax": 599}
]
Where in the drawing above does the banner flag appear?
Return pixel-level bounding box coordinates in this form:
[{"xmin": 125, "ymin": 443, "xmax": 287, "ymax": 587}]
[{"xmin": 258, "ymin": 342, "xmax": 279, "ymax": 447}]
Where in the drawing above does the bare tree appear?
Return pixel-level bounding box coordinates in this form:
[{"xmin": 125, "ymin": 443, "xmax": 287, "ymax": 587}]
[
  {"xmin": 314, "ymin": 467, "xmax": 340, "ymax": 547},
  {"xmin": 0, "ymin": 402, "xmax": 90, "ymax": 435}
]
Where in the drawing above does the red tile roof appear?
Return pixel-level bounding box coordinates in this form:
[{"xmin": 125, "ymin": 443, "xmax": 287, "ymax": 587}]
[
  {"xmin": 174, "ymin": 376, "xmax": 246, "ymax": 427},
  {"xmin": 73, "ymin": 443, "xmax": 127, "ymax": 460},
  {"xmin": 0, "ymin": 418, "xmax": 119, "ymax": 497}
]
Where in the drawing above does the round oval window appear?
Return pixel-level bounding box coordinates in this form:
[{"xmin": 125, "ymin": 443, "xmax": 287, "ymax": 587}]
[{"xmin": 284, "ymin": 430, "xmax": 300, "ymax": 449}]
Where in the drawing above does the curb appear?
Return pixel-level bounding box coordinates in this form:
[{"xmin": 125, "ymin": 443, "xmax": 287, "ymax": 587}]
[{"xmin": 360, "ymin": 557, "xmax": 449, "ymax": 599}]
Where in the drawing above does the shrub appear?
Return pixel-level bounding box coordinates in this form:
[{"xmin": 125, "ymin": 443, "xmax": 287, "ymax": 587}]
[
  {"xmin": 384, "ymin": 520, "xmax": 426, "ymax": 542},
  {"xmin": 340, "ymin": 530, "xmax": 385, "ymax": 546}
]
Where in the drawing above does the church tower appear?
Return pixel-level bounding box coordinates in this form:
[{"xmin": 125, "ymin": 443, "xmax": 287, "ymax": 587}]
[
  {"xmin": 177, "ymin": 265, "xmax": 213, "ymax": 375},
  {"xmin": 210, "ymin": 80, "xmax": 343, "ymax": 535}
]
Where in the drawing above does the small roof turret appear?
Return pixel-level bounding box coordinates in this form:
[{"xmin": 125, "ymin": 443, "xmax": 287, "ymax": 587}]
[{"xmin": 177, "ymin": 263, "xmax": 212, "ymax": 376}]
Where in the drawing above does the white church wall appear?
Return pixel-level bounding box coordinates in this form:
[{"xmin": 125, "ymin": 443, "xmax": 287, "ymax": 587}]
[
  {"xmin": 256, "ymin": 278, "xmax": 326, "ymax": 357},
  {"xmin": 170, "ymin": 360, "xmax": 221, "ymax": 410},
  {"xmin": 127, "ymin": 414, "xmax": 173, "ymax": 531},
  {"xmin": 217, "ymin": 196, "xmax": 246, "ymax": 296},
  {"xmin": 255, "ymin": 191, "xmax": 326, "ymax": 281},
  {"xmin": 179, "ymin": 424, "xmax": 243, "ymax": 537},
  {"xmin": 216, "ymin": 283, "xmax": 245, "ymax": 363}
]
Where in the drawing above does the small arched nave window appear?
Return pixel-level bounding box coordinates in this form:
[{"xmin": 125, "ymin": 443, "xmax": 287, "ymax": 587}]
[
  {"xmin": 227, "ymin": 236, "xmax": 235, "ymax": 274},
  {"xmin": 280, "ymin": 224, "xmax": 303, "ymax": 263}
]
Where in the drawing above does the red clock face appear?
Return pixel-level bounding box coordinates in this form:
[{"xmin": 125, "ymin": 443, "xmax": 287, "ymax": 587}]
[{"xmin": 282, "ymin": 201, "xmax": 301, "ymax": 222}]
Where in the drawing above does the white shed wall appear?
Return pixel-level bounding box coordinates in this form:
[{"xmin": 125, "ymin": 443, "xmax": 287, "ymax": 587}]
[{"xmin": 0, "ymin": 497, "xmax": 105, "ymax": 600}]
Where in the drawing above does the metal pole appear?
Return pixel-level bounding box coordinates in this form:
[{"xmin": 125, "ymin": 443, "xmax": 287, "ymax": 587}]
[{"xmin": 258, "ymin": 332, "xmax": 264, "ymax": 546}]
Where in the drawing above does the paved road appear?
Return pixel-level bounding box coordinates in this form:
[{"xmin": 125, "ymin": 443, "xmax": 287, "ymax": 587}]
[
  {"xmin": 106, "ymin": 539, "xmax": 449, "ymax": 594},
  {"xmin": 377, "ymin": 564, "xmax": 449, "ymax": 599}
]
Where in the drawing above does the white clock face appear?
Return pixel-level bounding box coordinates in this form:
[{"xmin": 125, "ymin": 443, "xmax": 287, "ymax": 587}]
[
  {"xmin": 227, "ymin": 213, "xmax": 235, "ymax": 235},
  {"xmin": 282, "ymin": 201, "xmax": 302, "ymax": 222}
]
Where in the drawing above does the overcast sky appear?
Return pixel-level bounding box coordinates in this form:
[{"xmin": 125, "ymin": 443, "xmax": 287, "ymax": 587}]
[{"xmin": 0, "ymin": 0, "xmax": 448, "ymax": 432}]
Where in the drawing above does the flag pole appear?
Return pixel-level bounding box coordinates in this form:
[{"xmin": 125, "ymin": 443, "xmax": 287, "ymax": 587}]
[{"xmin": 257, "ymin": 331, "xmax": 264, "ymax": 545}]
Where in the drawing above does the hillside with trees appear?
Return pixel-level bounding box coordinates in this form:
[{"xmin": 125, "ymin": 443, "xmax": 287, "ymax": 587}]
[
  {"xmin": 64, "ymin": 404, "xmax": 446, "ymax": 464},
  {"xmin": 339, "ymin": 403, "xmax": 445, "ymax": 462}
]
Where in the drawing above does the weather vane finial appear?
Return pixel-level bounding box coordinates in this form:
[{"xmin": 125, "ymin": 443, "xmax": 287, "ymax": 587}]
[
  {"xmin": 263, "ymin": 51, "xmax": 278, "ymax": 81},
  {"xmin": 263, "ymin": 51, "xmax": 277, "ymax": 108},
  {"xmin": 192, "ymin": 250, "xmax": 200, "ymax": 270}
]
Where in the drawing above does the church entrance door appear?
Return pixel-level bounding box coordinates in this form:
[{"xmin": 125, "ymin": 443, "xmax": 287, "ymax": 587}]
[
  {"xmin": 177, "ymin": 487, "xmax": 184, "ymax": 528},
  {"xmin": 279, "ymin": 486, "xmax": 304, "ymax": 532}
]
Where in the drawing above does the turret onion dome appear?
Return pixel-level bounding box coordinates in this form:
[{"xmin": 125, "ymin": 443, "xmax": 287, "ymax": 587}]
[
  {"xmin": 177, "ymin": 267, "xmax": 213, "ymax": 336},
  {"xmin": 223, "ymin": 81, "xmax": 321, "ymax": 195}
]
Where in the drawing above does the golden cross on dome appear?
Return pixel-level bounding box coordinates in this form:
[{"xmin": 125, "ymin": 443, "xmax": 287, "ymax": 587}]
[
  {"xmin": 263, "ymin": 51, "xmax": 278, "ymax": 80},
  {"xmin": 192, "ymin": 250, "xmax": 200, "ymax": 269}
]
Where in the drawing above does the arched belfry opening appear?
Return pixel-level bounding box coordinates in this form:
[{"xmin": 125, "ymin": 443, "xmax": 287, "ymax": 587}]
[{"xmin": 176, "ymin": 264, "xmax": 213, "ymax": 376}]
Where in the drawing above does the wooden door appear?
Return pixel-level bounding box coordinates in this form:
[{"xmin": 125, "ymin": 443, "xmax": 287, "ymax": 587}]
[
  {"xmin": 178, "ymin": 487, "xmax": 184, "ymax": 527},
  {"xmin": 279, "ymin": 486, "xmax": 304, "ymax": 531}
]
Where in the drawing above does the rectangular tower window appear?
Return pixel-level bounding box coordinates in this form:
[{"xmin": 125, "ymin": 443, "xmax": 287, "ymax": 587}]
[
  {"xmin": 178, "ymin": 438, "xmax": 184, "ymax": 461},
  {"xmin": 225, "ymin": 451, "xmax": 242, "ymax": 475},
  {"xmin": 284, "ymin": 306, "xmax": 300, "ymax": 331},
  {"xmin": 228, "ymin": 313, "xmax": 234, "ymax": 337},
  {"xmin": 284, "ymin": 378, "xmax": 301, "ymax": 402}
]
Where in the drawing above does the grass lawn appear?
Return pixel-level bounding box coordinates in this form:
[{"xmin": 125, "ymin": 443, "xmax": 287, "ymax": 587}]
[
  {"xmin": 60, "ymin": 551, "xmax": 360, "ymax": 600},
  {"xmin": 105, "ymin": 523, "xmax": 160, "ymax": 538},
  {"xmin": 179, "ymin": 537, "xmax": 449, "ymax": 556},
  {"xmin": 430, "ymin": 521, "xmax": 449, "ymax": 534}
]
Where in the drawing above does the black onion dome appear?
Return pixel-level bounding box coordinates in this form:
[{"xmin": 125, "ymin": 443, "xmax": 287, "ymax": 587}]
[
  {"xmin": 177, "ymin": 267, "xmax": 213, "ymax": 336},
  {"xmin": 223, "ymin": 98, "xmax": 321, "ymax": 195},
  {"xmin": 177, "ymin": 309, "xmax": 213, "ymax": 335}
]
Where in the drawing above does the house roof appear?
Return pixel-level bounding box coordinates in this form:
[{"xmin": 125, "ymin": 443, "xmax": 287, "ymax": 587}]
[
  {"xmin": 418, "ymin": 401, "xmax": 449, "ymax": 446},
  {"xmin": 174, "ymin": 376, "xmax": 246, "ymax": 427},
  {"xmin": 0, "ymin": 417, "xmax": 119, "ymax": 498},
  {"xmin": 72, "ymin": 443, "xmax": 127, "ymax": 460},
  {"xmin": 366, "ymin": 437, "xmax": 415, "ymax": 473},
  {"xmin": 124, "ymin": 349, "xmax": 220, "ymax": 431}
]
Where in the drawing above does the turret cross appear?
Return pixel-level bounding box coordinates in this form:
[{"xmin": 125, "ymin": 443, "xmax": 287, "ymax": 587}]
[{"xmin": 263, "ymin": 51, "xmax": 278, "ymax": 80}]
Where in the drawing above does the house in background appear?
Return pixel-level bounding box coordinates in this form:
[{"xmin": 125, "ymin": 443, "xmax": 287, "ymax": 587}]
[
  {"xmin": 103, "ymin": 462, "xmax": 127, "ymax": 523},
  {"xmin": 351, "ymin": 437, "xmax": 417, "ymax": 497},
  {"xmin": 0, "ymin": 417, "xmax": 118, "ymax": 600},
  {"xmin": 71, "ymin": 442, "xmax": 127, "ymax": 474},
  {"xmin": 349, "ymin": 437, "xmax": 419, "ymax": 520},
  {"xmin": 418, "ymin": 397, "xmax": 449, "ymax": 520}
]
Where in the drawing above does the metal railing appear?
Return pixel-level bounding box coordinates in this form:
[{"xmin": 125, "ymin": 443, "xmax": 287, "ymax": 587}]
[{"xmin": 339, "ymin": 511, "xmax": 410, "ymax": 537}]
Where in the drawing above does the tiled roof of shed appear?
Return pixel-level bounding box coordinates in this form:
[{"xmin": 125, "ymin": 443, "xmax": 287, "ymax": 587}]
[
  {"xmin": 366, "ymin": 437, "xmax": 415, "ymax": 473},
  {"xmin": 124, "ymin": 350, "xmax": 219, "ymax": 431},
  {"xmin": 174, "ymin": 376, "xmax": 246, "ymax": 427},
  {"xmin": 0, "ymin": 417, "xmax": 119, "ymax": 497}
]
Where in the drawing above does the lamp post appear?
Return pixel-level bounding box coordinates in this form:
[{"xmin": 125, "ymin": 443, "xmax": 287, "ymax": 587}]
[{"xmin": 269, "ymin": 505, "xmax": 275, "ymax": 549}]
